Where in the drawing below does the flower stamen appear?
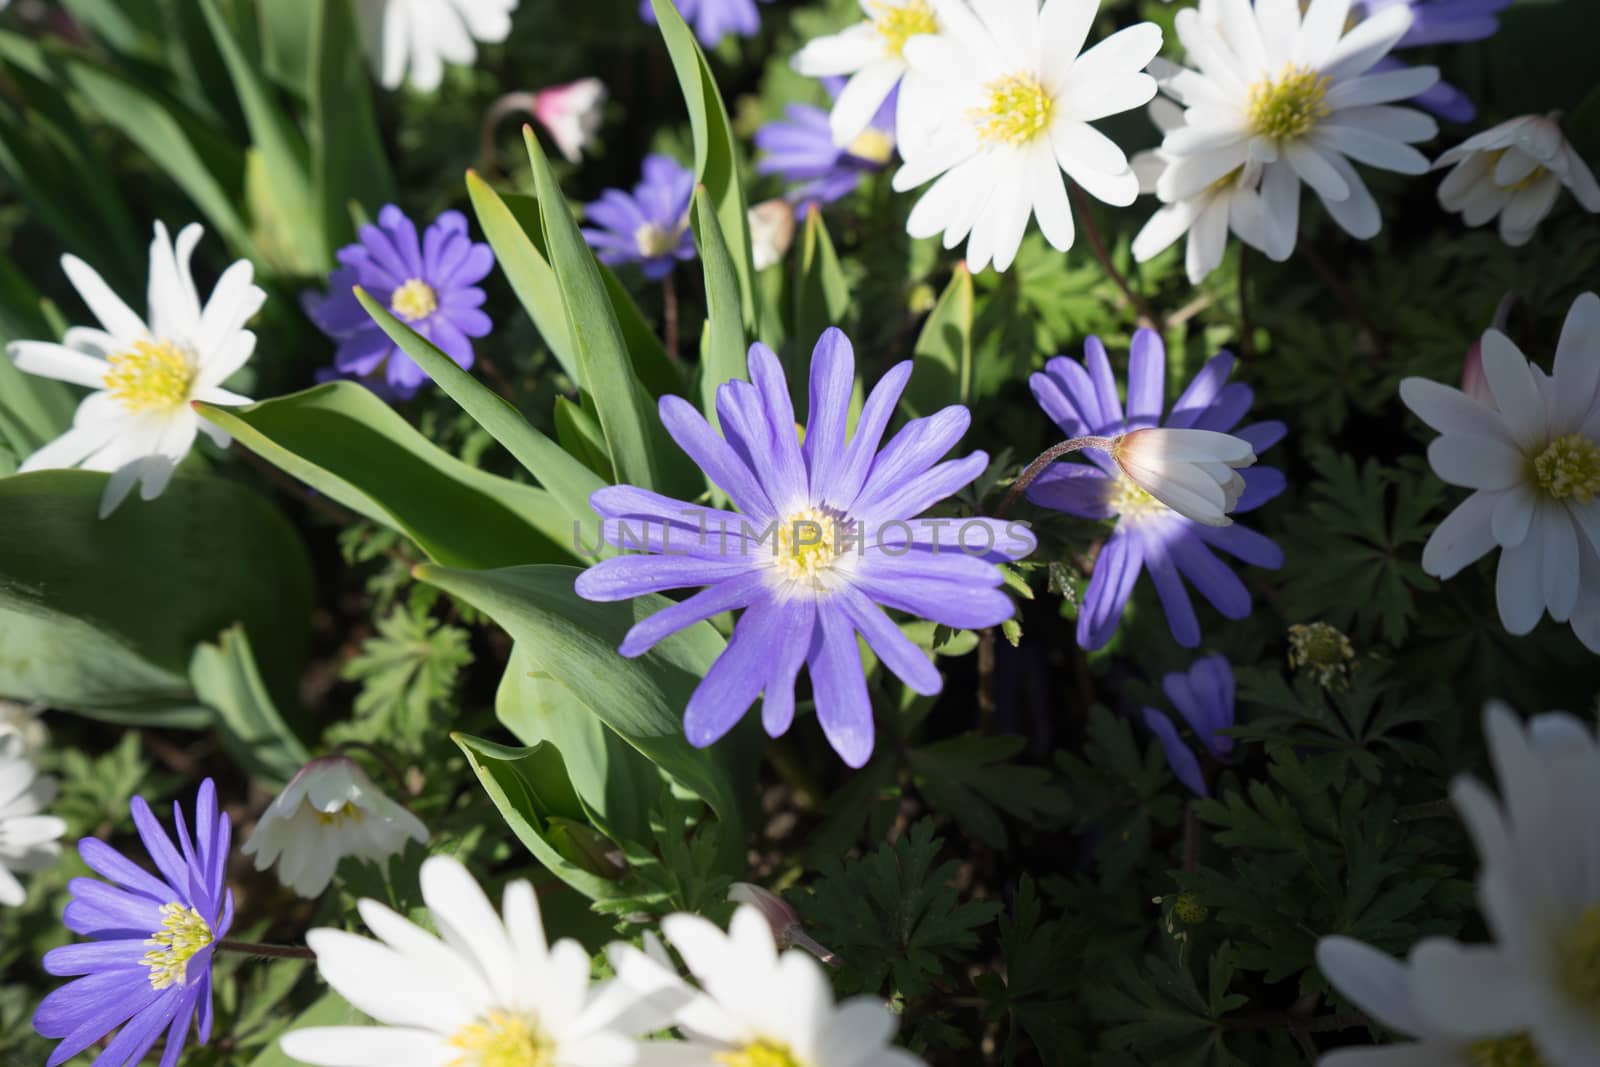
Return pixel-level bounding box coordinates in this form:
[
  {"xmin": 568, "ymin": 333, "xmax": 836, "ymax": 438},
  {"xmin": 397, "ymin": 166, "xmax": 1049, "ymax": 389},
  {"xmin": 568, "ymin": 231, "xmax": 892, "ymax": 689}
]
[
  {"xmin": 1558, "ymin": 904, "xmax": 1600, "ymax": 1010},
  {"xmin": 1247, "ymin": 65, "xmax": 1331, "ymax": 140},
  {"xmin": 1107, "ymin": 474, "xmax": 1168, "ymax": 521},
  {"xmin": 870, "ymin": 0, "xmax": 937, "ymax": 59},
  {"xmin": 142, "ymin": 903, "xmax": 214, "ymax": 990},
  {"xmin": 634, "ymin": 220, "xmax": 687, "ymax": 259},
  {"xmin": 104, "ymin": 340, "xmax": 196, "ymax": 413},
  {"xmin": 391, "ymin": 279, "xmax": 439, "ymax": 322},
  {"xmin": 1533, "ymin": 433, "xmax": 1600, "ymax": 502},
  {"xmin": 715, "ymin": 1040, "xmax": 804, "ymax": 1067},
  {"xmin": 448, "ymin": 1010, "xmax": 553, "ymax": 1067},
  {"xmin": 970, "ymin": 71, "xmax": 1056, "ymax": 148},
  {"xmin": 314, "ymin": 801, "xmax": 364, "ymax": 827},
  {"xmin": 1469, "ymin": 1032, "xmax": 1545, "ymax": 1067}
]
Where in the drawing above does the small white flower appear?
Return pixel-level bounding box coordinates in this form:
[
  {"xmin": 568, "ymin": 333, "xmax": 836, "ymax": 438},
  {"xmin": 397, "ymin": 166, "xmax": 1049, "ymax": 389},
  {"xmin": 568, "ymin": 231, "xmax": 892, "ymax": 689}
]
[
  {"xmin": 281, "ymin": 854, "xmax": 674, "ymax": 1067},
  {"xmin": 792, "ymin": 0, "xmax": 940, "ymax": 147},
  {"xmin": 534, "ymin": 78, "xmax": 608, "ymax": 164},
  {"xmin": 7, "ymin": 222, "xmax": 266, "ymax": 517},
  {"xmin": 892, "ymin": 0, "xmax": 1162, "ymax": 272},
  {"xmin": 357, "ymin": 0, "xmax": 518, "ymax": 92},
  {"xmin": 1110, "ymin": 427, "xmax": 1256, "ymax": 527},
  {"xmin": 0, "ymin": 751, "xmax": 67, "ymax": 907},
  {"xmin": 1156, "ymin": 0, "xmax": 1439, "ymax": 255},
  {"xmin": 1434, "ymin": 113, "xmax": 1600, "ymax": 247},
  {"xmin": 241, "ymin": 756, "xmax": 429, "ymax": 899},
  {"xmin": 748, "ymin": 199, "xmax": 798, "ymax": 271},
  {"xmin": 1399, "ymin": 291, "xmax": 1600, "ymax": 651},
  {"xmin": 612, "ymin": 904, "xmax": 926, "ymax": 1067},
  {"xmin": 0, "ymin": 701, "xmax": 48, "ymax": 759}
]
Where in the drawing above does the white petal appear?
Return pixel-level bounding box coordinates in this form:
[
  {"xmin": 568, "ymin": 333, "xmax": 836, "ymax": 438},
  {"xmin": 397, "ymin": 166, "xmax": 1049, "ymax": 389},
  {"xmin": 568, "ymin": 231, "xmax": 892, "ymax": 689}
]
[
  {"xmin": 1425, "ymin": 435, "xmax": 1524, "ymax": 490},
  {"xmin": 60, "ymin": 254, "xmax": 147, "ymax": 341},
  {"xmin": 1495, "ymin": 534, "xmax": 1545, "ymax": 635},
  {"xmin": 1478, "ymin": 331, "xmax": 1546, "ymax": 451},
  {"xmin": 8, "ymin": 342, "xmax": 111, "ymax": 389},
  {"xmin": 278, "ymin": 1026, "xmax": 453, "ymax": 1067},
  {"xmin": 1407, "ymin": 939, "xmax": 1536, "ymax": 1040}
]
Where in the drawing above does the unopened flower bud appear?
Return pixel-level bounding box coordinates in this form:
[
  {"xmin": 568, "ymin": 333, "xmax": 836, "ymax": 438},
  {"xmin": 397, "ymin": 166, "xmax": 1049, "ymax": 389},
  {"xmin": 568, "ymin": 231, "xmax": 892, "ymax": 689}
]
[
  {"xmin": 1463, "ymin": 292, "xmax": 1516, "ymax": 406},
  {"xmin": 1112, "ymin": 427, "xmax": 1257, "ymax": 527},
  {"xmin": 728, "ymin": 882, "xmax": 837, "ymax": 964},
  {"xmin": 533, "ymin": 78, "xmax": 607, "ymax": 164}
]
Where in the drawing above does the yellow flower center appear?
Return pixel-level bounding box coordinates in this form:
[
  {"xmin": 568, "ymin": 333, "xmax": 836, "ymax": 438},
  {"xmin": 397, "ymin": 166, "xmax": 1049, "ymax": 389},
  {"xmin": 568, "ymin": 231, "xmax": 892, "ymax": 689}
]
[
  {"xmin": 1287, "ymin": 622, "xmax": 1356, "ymax": 691},
  {"xmin": 1558, "ymin": 904, "xmax": 1600, "ymax": 1010},
  {"xmin": 871, "ymin": 0, "xmax": 937, "ymax": 59},
  {"xmin": 1532, "ymin": 434, "xmax": 1600, "ymax": 503},
  {"xmin": 970, "ymin": 71, "xmax": 1055, "ymax": 148},
  {"xmin": 1488, "ymin": 149, "xmax": 1548, "ymax": 192},
  {"xmin": 1247, "ymin": 65, "xmax": 1331, "ymax": 140},
  {"xmin": 715, "ymin": 1040, "xmax": 804, "ymax": 1067},
  {"xmin": 391, "ymin": 278, "xmax": 439, "ymax": 322},
  {"xmin": 633, "ymin": 221, "xmax": 685, "ymax": 259},
  {"xmin": 448, "ymin": 1010, "xmax": 553, "ymax": 1067},
  {"xmin": 775, "ymin": 506, "xmax": 848, "ymax": 584},
  {"xmin": 1107, "ymin": 474, "xmax": 1168, "ymax": 520},
  {"xmin": 1469, "ymin": 1033, "xmax": 1545, "ymax": 1067},
  {"xmin": 142, "ymin": 903, "xmax": 214, "ymax": 991},
  {"xmin": 1172, "ymin": 893, "xmax": 1210, "ymax": 925},
  {"xmin": 847, "ymin": 127, "xmax": 896, "ymax": 166},
  {"xmin": 104, "ymin": 339, "xmax": 196, "ymax": 413},
  {"xmin": 314, "ymin": 801, "xmax": 364, "ymax": 827}
]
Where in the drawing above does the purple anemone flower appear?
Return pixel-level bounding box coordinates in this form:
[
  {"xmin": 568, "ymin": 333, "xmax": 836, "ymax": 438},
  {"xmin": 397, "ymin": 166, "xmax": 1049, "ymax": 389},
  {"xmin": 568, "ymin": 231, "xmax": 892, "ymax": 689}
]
[
  {"xmin": 581, "ymin": 154, "xmax": 697, "ymax": 282},
  {"xmin": 1354, "ymin": 0, "xmax": 1512, "ymax": 122},
  {"xmin": 1142, "ymin": 654, "xmax": 1236, "ymax": 796},
  {"xmin": 755, "ymin": 82, "xmax": 897, "ymax": 209},
  {"xmin": 35, "ymin": 779, "xmax": 233, "ymax": 1067},
  {"xmin": 574, "ymin": 328, "xmax": 1036, "ymax": 768},
  {"xmin": 306, "ymin": 205, "xmax": 494, "ymax": 401},
  {"xmin": 640, "ymin": 0, "xmax": 767, "ymax": 47},
  {"xmin": 1025, "ymin": 329, "xmax": 1286, "ymax": 651}
]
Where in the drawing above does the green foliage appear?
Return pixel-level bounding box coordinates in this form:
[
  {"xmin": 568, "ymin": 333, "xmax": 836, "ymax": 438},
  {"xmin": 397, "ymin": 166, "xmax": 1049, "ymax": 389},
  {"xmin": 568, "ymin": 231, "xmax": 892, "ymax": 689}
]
[{"xmin": 336, "ymin": 594, "xmax": 472, "ymax": 752}]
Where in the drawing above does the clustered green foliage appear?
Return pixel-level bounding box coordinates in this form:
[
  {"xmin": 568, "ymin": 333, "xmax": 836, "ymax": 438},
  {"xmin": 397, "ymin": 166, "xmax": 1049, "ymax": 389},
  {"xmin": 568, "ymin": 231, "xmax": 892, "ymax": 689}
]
[{"xmin": 0, "ymin": 1, "xmax": 1599, "ymax": 1065}]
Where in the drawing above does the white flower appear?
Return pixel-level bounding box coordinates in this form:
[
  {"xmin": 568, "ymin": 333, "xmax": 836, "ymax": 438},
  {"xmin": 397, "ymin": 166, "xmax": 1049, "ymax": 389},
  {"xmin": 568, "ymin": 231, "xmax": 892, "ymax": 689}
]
[
  {"xmin": 0, "ymin": 751, "xmax": 67, "ymax": 907},
  {"xmin": 1399, "ymin": 292, "xmax": 1600, "ymax": 651},
  {"xmin": 748, "ymin": 199, "xmax": 798, "ymax": 271},
  {"xmin": 891, "ymin": 0, "xmax": 1162, "ymax": 272},
  {"xmin": 1131, "ymin": 98, "xmax": 1281, "ymax": 283},
  {"xmin": 1111, "ymin": 427, "xmax": 1256, "ymax": 527},
  {"xmin": 792, "ymin": 0, "xmax": 940, "ymax": 147},
  {"xmin": 534, "ymin": 78, "xmax": 608, "ymax": 164},
  {"xmin": 281, "ymin": 854, "xmax": 673, "ymax": 1067},
  {"xmin": 0, "ymin": 701, "xmax": 48, "ymax": 759},
  {"xmin": 612, "ymin": 904, "xmax": 925, "ymax": 1067},
  {"xmin": 241, "ymin": 756, "xmax": 429, "ymax": 899},
  {"xmin": 6, "ymin": 222, "xmax": 265, "ymax": 518},
  {"xmin": 357, "ymin": 0, "xmax": 518, "ymax": 92},
  {"xmin": 1434, "ymin": 113, "xmax": 1600, "ymax": 247},
  {"xmin": 1155, "ymin": 0, "xmax": 1439, "ymax": 255}
]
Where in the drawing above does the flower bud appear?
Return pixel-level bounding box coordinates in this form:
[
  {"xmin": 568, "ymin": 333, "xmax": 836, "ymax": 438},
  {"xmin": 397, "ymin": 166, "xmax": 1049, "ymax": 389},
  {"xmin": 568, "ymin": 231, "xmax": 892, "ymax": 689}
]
[
  {"xmin": 727, "ymin": 882, "xmax": 837, "ymax": 964},
  {"xmin": 748, "ymin": 199, "xmax": 797, "ymax": 271},
  {"xmin": 1463, "ymin": 292, "xmax": 1516, "ymax": 406},
  {"xmin": 1112, "ymin": 427, "xmax": 1257, "ymax": 527},
  {"xmin": 533, "ymin": 78, "xmax": 607, "ymax": 164}
]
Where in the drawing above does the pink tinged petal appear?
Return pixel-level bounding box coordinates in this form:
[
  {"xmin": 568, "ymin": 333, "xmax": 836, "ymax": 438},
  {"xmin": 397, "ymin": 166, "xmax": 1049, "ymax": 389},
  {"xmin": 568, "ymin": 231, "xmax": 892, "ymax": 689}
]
[
  {"xmin": 1494, "ymin": 534, "xmax": 1544, "ymax": 635},
  {"xmin": 616, "ymin": 570, "xmax": 772, "ymax": 658},
  {"xmin": 1479, "ymin": 330, "xmax": 1547, "ymax": 450},
  {"xmin": 1425, "ymin": 435, "xmax": 1524, "ymax": 490},
  {"xmin": 1421, "ymin": 490, "xmax": 1499, "ymax": 579},
  {"xmin": 836, "ymin": 586, "xmax": 942, "ymax": 695},
  {"xmin": 807, "ymin": 607, "xmax": 875, "ymax": 767},
  {"xmin": 1406, "ymin": 939, "xmax": 1536, "ymax": 1040},
  {"xmin": 760, "ymin": 597, "xmax": 816, "ymax": 738}
]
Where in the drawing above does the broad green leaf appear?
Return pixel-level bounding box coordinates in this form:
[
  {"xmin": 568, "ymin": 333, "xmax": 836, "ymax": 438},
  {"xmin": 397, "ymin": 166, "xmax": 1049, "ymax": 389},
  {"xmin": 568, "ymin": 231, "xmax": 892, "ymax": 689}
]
[
  {"xmin": 791, "ymin": 206, "xmax": 849, "ymax": 381},
  {"xmin": 245, "ymin": 992, "xmax": 360, "ymax": 1067},
  {"xmin": 904, "ymin": 265, "xmax": 975, "ymax": 416},
  {"xmin": 190, "ymin": 624, "xmax": 310, "ymax": 786},
  {"xmin": 196, "ymin": 381, "xmax": 581, "ymax": 569},
  {"xmin": 691, "ymin": 185, "xmax": 747, "ymax": 430},
  {"xmin": 258, "ymin": 0, "xmax": 316, "ymax": 93},
  {"xmin": 309, "ymin": 0, "xmax": 392, "ymax": 249},
  {"xmin": 553, "ymin": 396, "xmax": 615, "ymax": 482},
  {"xmin": 416, "ymin": 564, "xmax": 749, "ymax": 874},
  {"xmin": 0, "ymin": 265, "xmax": 74, "ymax": 476}
]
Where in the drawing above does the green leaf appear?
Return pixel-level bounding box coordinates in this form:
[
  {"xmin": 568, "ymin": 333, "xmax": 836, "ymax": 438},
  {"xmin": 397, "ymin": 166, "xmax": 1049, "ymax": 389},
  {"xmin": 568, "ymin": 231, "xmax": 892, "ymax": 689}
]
[
  {"xmin": 790, "ymin": 206, "xmax": 849, "ymax": 372},
  {"xmin": 909, "ymin": 734, "xmax": 1070, "ymax": 850},
  {"xmin": 245, "ymin": 992, "xmax": 360, "ymax": 1067},
  {"xmin": 197, "ymin": 382, "xmax": 582, "ymax": 569},
  {"xmin": 308, "ymin": 0, "xmax": 392, "ymax": 248},
  {"xmin": 905, "ymin": 265, "xmax": 975, "ymax": 416},
  {"xmin": 190, "ymin": 624, "xmax": 310, "ymax": 786},
  {"xmin": 341, "ymin": 600, "xmax": 473, "ymax": 744},
  {"xmin": 258, "ymin": 0, "xmax": 316, "ymax": 92},
  {"xmin": 691, "ymin": 184, "xmax": 748, "ymax": 430},
  {"xmin": 553, "ymin": 396, "xmax": 615, "ymax": 482}
]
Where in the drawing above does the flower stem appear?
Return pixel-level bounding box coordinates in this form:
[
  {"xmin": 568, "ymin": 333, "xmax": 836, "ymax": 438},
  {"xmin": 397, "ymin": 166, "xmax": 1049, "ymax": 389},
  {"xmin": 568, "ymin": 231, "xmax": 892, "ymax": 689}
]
[
  {"xmin": 662, "ymin": 271, "xmax": 680, "ymax": 362},
  {"xmin": 478, "ymin": 91, "xmax": 542, "ymax": 177},
  {"xmin": 216, "ymin": 940, "xmax": 316, "ymax": 961},
  {"xmin": 997, "ymin": 435, "xmax": 1120, "ymax": 518},
  {"xmin": 1070, "ymin": 184, "xmax": 1161, "ymax": 331}
]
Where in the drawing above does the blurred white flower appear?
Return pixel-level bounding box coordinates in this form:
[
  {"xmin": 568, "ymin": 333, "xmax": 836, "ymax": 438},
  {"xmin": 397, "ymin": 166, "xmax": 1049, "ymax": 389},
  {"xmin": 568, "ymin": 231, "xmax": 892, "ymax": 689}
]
[
  {"xmin": 1434, "ymin": 113, "xmax": 1600, "ymax": 247},
  {"xmin": 359, "ymin": 0, "xmax": 518, "ymax": 92},
  {"xmin": 792, "ymin": 0, "xmax": 939, "ymax": 147},
  {"xmin": 7, "ymin": 222, "xmax": 265, "ymax": 517},
  {"xmin": 534, "ymin": 78, "xmax": 607, "ymax": 164},
  {"xmin": 1111, "ymin": 427, "xmax": 1256, "ymax": 528},
  {"xmin": 0, "ymin": 750, "xmax": 66, "ymax": 907},
  {"xmin": 241, "ymin": 756, "xmax": 428, "ymax": 899},
  {"xmin": 0, "ymin": 702, "xmax": 47, "ymax": 759},
  {"xmin": 748, "ymin": 199, "xmax": 797, "ymax": 271}
]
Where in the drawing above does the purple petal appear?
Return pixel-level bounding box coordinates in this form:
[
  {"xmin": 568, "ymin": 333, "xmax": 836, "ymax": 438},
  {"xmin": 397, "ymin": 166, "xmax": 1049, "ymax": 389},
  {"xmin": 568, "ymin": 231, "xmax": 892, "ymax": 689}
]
[
  {"xmin": 378, "ymin": 205, "xmax": 425, "ymax": 277},
  {"xmin": 803, "ymin": 328, "xmax": 855, "ymax": 499},
  {"xmin": 746, "ymin": 344, "xmax": 810, "ymax": 509},
  {"xmin": 847, "ymin": 570, "xmax": 1016, "ymax": 629},
  {"xmin": 129, "ymin": 797, "xmax": 188, "ymax": 897},
  {"xmin": 1166, "ymin": 353, "xmax": 1235, "ymax": 429},
  {"xmin": 855, "ymin": 452, "xmax": 987, "ymax": 524},
  {"xmin": 760, "ymin": 597, "xmax": 815, "ymax": 737},
  {"xmin": 808, "ymin": 608, "xmax": 875, "ymax": 768},
  {"xmin": 836, "ymin": 587, "xmax": 942, "ymax": 695},
  {"xmin": 682, "ymin": 590, "xmax": 786, "ymax": 747},
  {"xmin": 659, "ymin": 395, "xmax": 776, "ymax": 521},
  {"xmin": 43, "ymin": 939, "xmax": 148, "ymax": 977},
  {"xmin": 851, "ymin": 405, "xmax": 972, "ymax": 516},
  {"xmin": 1195, "ymin": 521, "xmax": 1284, "ymax": 568},
  {"xmin": 78, "ymin": 839, "xmax": 172, "ymax": 901},
  {"xmin": 1084, "ymin": 337, "xmax": 1125, "ymax": 430},
  {"xmin": 1170, "ymin": 532, "xmax": 1252, "ymax": 619},
  {"xmin": 62, "ymin": 878, "xmax": 163, "ymax": 939},
  {"xmin": 1236, "ymin": 420, "xmax": 1288, "ymax": 454},
  {"xmin": 1235, "ymin": 466, "xmax": 1287, "ymax": 514},
  {"xmin": 1078, "ymin": 529, "xmax": 1144, "ymax": 650},
  {"xmin": 578, "ymin": 554, "xmax": 758, "ymax": 604},
  {"xmin": 1140, "ymin": 525, "xmax": 1201, "ymax": 647},
  {"xmin": 1190, "ymin": 382, "xmax": 1253, "ymax": 433},
  {"xmin": 94, "ymin": 988, "xmax": 184, "ymax": 1067},
  {"xmin": 826, "ymin": 360, "xmax": 912, "ymax": 511},
  {"xmin": 1142, "ymin": 709, "xmax": 1208, "ymax": 796},
  {"xmin": 615, "ymin": 570, "xmax": 771, "ymax": 657},
  {"xmin": 1025, "ymin": 463, "xmax": 1114, "ymax": 519},
  {"xmin": 1125, "ymin": 329, "xmax": 1166, "ymax": 430}
]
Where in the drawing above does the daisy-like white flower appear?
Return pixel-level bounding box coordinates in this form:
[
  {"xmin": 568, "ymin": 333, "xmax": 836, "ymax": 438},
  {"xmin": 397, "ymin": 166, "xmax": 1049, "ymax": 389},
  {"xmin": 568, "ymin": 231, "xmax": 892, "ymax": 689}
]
[
  {"xmin": 7, "ymin": 222, "xmax": 265, "ymax": 517},
  {"xmin": 533, "ymin": 78, "xmax": 608, "ymax": 164},
  {"xmin": 1434, "ymin": 113, "xmax": 1600, "ymax": 247},
  {"xmin": 280, "ymin": 854, "xmax": 672, "ymax": 1067},
  {"xmin": 792, "ymin": 0, "xmax": 940, "ymax": 147},
  {"xmin": 1398, "ymin": 291, "xmax": 1600, "ymax": 652},
  {"xmin": 241, "ymin": 756, "xmax": 429, "ymax": 900},
  {"xmin": 358, "ymin": 0, "xmax": 518, "ymax": 92},
  {"xmin": 35, "ymin": 779, "xmax": 233, "ymax": 1067},
  {"xmin": 892, "ymin": 0, "xmax": 1162, "ymax": 273},
  {"xmin": 1156, "ymin": 0, "xmax": 1440, "ymax": 256},
  {"xmin": 612, "ymin": 904, "xmax": 927, "ymax": 1067},
  {"xmin": 0, "ymin": 750, "xmax": 65, "ymax": 906}
]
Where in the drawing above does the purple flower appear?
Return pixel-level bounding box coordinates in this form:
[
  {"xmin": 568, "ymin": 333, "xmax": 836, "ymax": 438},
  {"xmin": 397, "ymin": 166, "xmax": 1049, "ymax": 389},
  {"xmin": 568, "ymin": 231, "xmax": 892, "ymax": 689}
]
[
  {"xmin": 305, "ymin": 205, "xmax": 495, "ymax": 401},
  {"xmin": 574, "ymin": 329, "xmax": 1036, "ymax": 768},
  {"xmin": 581, "ymin": 154, "xmax": 697, "ymax": 282},
  {"xmin": 35, "ymin": 779, "xmax": 233, "ymax": 1067},
  {"xmin": 1025, "ymin": 329, "xmax": 1286, "ymax": 650},
  {"xmin": 754, "ymin": 82, "xmax": 897, "ymax": 209},
  {"xmin": 640, "ymin": 0, "xmax": 766, "ymax": 47},
  {"xmin": 1141, "ymin": 654, "xmax": 1236, "ymax": 797},
  {"xmin": 1354, "ymin": 0, "xmax": 1512, "ymax": 122}
]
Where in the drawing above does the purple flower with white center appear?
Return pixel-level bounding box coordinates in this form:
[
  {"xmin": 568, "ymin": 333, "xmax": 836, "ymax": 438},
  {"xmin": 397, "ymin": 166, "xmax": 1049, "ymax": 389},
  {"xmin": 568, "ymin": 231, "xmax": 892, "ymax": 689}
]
[
  {"xmin": 639, "ymin": 0, "xmax": 767, "ymax": 47},
  {"xmin": 754, "ymin": 81, "xmax": 897, "ymax": 209},
  {"xmin": 1141, "ymin": 654, "xmax": 1236, "ymax": 797},
  {"xmin": 581, "ymin": 154, "xmax": 697, "ymax": 282},
  {"xmin": 1026, "ymin": 329, "xmax": 1286, "ymax": 651},
  {"xmin": 305, "ymin": 205, "xmax": 494, "ymax": 401},
  {"xmin": 35, "ymin": 779, "xmax": 233, "ymax": 1067},
  {"xmin": 574, "ymin": 328, "xmax": 1036, "ymax": 768},
  {"xmin": 1355, "ymin": 0, "xmax": 1512, "ymax": 122}
]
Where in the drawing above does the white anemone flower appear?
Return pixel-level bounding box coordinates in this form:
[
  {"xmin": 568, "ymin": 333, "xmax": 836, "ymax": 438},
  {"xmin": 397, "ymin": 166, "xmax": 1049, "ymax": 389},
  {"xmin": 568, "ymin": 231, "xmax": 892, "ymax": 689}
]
[
  {"xmin": 241, "ymin": 756, "xmax": 429, "ymax": 899},
  {"xmin": 892, "ymin": 0, "xmax": 1162, "ymax": 273},
  {"xmin": 792, "ymin": 0, "xmax": 940, "ymax": 148},
  {"xmin": 1109, "ymin": 427, "xmax": 1257, "ymax": 528},
  {"xmin": 358, "ymin": 0, "xmax": 518, "ymax": 93},
  {"xmin": 613, "ymin": 904, "xmax": 926, "ymax": 1066},
  {"xmin": 1399, "ymin": 292, "xmax": 1600, "ymax": 651},
  {"xmin": 1434, "ymin": 113, "xmax": 1600, "ymax": 248},
  {"xmin": 7, "ymin": 222, "xmax": 265, "ymax": 518},
  {"xmin": 534, "ymin": 78, "xmax": 608, "ymax": 164},
  {"xmin": 281, "ymin": 854, "xmax": 675, "ymax": 1067},
  {"xmin": 1155, "ymin": 0, "xmax": 1439, "ymax": 255},
  {"xmin": 0, "ymin": 751, "xmax": 66, "ymax": 907}
]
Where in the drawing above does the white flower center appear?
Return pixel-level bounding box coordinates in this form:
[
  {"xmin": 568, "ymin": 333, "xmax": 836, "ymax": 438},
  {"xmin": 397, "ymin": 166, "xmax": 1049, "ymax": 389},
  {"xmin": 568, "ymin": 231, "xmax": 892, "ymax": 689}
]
[
  {"xmin": 1532, "ymin": 433, "xmax": 1600, "ymax": 503},
  {"xmin": 1469, "ymin": 1032, "xmax": 1545, "ymax": 1067},
  {"xmin": 870, "ymin": 0, "xmax": 937, "ymax": 59},
  {"xmin": 970, "ymin": 71, "xmax": 1056, "ymax": 148},
  {"xmin": 715, "ymin": 1040, "xmax": 804, "ymax": 1067},
  {"xmin": 1247, "ymin": 65, "xmax": 1331, "ymax": 140},
  {"xmin": 448, "ymin": 1010, "xmax": 552, "ymax": 1067},
  {"xmin": 105, "ymin": 339, "xmax": 196, "ymax": 413},
  {"xmin": 142, "ymin": 902, "xmax": 213, "ymax": 990},
  {"xmin": 774, "ymin": 506, "xmax": 850, "ymax": 586},
  {"xmin": 633, "ymin": 220, "xmax": 685, "ymax": 259},
  {"xmin": 391, "ymin": 278, "xmax": 439, "ymax": 322}
]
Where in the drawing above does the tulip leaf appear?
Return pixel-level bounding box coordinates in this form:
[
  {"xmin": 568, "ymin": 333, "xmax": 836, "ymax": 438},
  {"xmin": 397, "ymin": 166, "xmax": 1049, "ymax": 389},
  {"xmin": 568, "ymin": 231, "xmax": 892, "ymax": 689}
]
[
  {"xmin": 905, "ymin": 265, "xmax": 975, "ymax": 416},
  {"xmin": 190, "ymin": 624, "xmax": 310, "ymax": 787},
  {"xmin": 690, "ymin": 185, "xmax": 747, "ymax": 431}
]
